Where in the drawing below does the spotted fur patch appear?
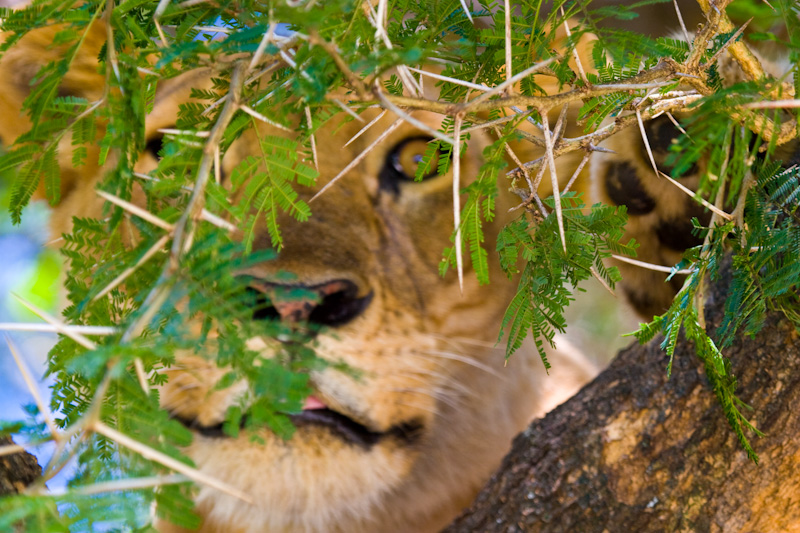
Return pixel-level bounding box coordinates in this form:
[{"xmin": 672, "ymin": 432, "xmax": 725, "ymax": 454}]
[
  {"xmin": 639, "ymin": 115, "xmax": 698, "ymax": 176},
  {"xmin": 592, "ymin": 114, "xmax": 711, "ymax": 317},
  {"xmin": 655, "ymin": 202, "xmax": 711, "ymax": 252},
  {"xmin": 603, "ymin": 161, "xmax": 657, "ymax": 215}
]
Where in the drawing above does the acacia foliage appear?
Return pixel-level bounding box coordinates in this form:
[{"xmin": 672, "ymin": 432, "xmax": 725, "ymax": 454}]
[{"xmin": 0, "ymin": 0, "xmax": 798, "ymax": 530}]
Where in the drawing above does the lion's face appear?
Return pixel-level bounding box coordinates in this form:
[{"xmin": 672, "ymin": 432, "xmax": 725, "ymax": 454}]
[
  {"xmin": 152, "ymin": 100, "xmax": 582, "ymax": 533},
  {"xmin": 1, "ymin": 26, "xmax": 596, "ymax": 533}
]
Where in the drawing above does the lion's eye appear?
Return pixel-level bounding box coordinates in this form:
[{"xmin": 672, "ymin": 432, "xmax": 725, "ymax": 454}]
[
  {"xmin": 380, "ymin": 136, "xmax": 442, "ymax": 195},
  {"xmin": 145, "ymin": 134, "xmax": 165, "ymax": 160},
  {"xmin": 390, "ymin": 137, "xmax": 440, "ymax": 181}
]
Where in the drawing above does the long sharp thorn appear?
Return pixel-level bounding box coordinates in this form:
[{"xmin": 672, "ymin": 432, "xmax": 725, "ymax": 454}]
[{"xmin": 453, "ymin": 115, "xmax": 464, "ymax": 294}]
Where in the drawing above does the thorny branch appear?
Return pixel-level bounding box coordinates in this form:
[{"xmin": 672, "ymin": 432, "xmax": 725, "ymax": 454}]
[
  {"xmin": 6, "ymin": 0, "xmax": 799, "ymax": 515},
  {"xmin": 308, "ymin": 35, "xmax": 792, "ymax": 225},
  {"xmin": 2, "ymin": 15, "xmax": 326, "ymax": 501},
  {"xmin": 295, "ymin": 1, "xmax": 796, "ymax": 272},
  {"xmin": 280, "ymin": 0, "xmax": 800, "ymax": 338}
]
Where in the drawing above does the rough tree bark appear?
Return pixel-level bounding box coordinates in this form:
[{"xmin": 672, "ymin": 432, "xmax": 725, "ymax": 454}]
[
  {"xmin": 445, "ymin": 263, "xmax": 800, "ymax": 533},
  {"xmin": 0, "ymin": 437, "xmax": 40, "ymax": 496}
]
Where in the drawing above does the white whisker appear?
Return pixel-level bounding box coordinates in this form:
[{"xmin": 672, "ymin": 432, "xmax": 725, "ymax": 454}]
[
  {"xmin": 389, "ymin": 387, "xmax": 464, "ymax": 411},
  {"xmin": 428, "ymin": 334, "xmax": 500, "ymax": 349},
  {"xmin": 419, "ymin": 350, "xmax": 505, "ymax": 379},
  {"xmin": 397, "ymin": 401, "xmax": 441, "ymax": 417},
  {"xmin": 391, "ymin": 368, "xmax": 478, "ymax": 398}
]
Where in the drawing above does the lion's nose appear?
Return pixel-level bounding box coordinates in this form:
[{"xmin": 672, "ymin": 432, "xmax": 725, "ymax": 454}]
[{"xmin": 243, "ymin": 279, "xmax": 373, "ymax": 327}]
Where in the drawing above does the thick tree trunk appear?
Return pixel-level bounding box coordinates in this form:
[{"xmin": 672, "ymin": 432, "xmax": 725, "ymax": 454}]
[{"xmin": 445, "ymin": 265, "xmax": 800, "ymax": 533}]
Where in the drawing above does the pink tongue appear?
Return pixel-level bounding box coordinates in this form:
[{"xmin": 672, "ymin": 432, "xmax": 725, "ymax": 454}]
[{"xmin": 303, "ymin": 395, "xmax": 327, "ymax": 410}]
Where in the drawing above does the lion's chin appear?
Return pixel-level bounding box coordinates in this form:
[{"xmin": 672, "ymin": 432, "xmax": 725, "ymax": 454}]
[{"xmin": 176, "ymin": 421, "xmax": 426, "ymax": 533}]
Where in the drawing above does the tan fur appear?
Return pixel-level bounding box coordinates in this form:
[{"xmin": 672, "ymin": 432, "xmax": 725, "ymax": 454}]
[
  {"xmin": 590, "ymin": 118, "xmax": 704, "ymax": 316},
  {"xmin": 0, "ymin": 24, "xmax": 597, "ymax": 532},
  {"xmin": 591, "ymin": 38, "xmax": 794, "ymax": 318}
]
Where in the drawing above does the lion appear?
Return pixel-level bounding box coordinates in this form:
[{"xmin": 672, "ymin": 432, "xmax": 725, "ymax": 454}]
[{"xmin": 0, "ymin": 21, "xmax": 598, "ymax": 533}]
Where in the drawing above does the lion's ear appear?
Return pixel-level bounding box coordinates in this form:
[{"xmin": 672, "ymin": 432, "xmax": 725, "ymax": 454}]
[
  {"xmin": 0, "ymin": 22, "xmax": 106, "ymax": 143},
  {"xmin": 0, "ymin": 22, "xmax": 106, "ymax": 204}
]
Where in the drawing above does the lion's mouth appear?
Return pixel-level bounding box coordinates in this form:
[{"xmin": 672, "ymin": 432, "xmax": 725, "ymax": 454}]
[{"xmin": 172, "ymin": 396, "xmax": 423, "ymax": 449}]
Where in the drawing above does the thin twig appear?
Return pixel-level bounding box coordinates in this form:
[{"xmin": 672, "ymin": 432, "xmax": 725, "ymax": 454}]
[
  {"xmin": 376, "ymin": 90, "xmax": 455, "ymax": 145},
  {"xmin": 376, "ymin": 0, "xmax": 388, "ymax": 39},
  {"xmin": 636, "ymin": 108, "xmax": 659, "ymax": 175},
  {"xmin": 44, "ymin": 474, "xmax": 190, "ymax": 497},
  {"xmin": 0, "ymin": 444, "xmax": 26, "ymax": 457},
  {"xmin": 673, "ymin": 0, "xmax": 692, "ymax": 44},
  {"xmin": 309, "ymin": 31, "xmax": 369, "ymax": 98},
  {"xmin": 345, "ymin": 110, "xmax": 387, "ymax": 147},
  {"xmin": 530, "ymin": 159, "xmax": 550, "ymax": 205},
  {"xmin": 696, "ymin": 141, "xmax": 733, "ymax": 328},
  {"xmin": 460, "ymin": 113, "xmax": 518, "ymax": 134},
  {"xmin": 201, "ymin": 209, "xmax": 237, "ymax": 232},
  {"xmin": 459, "ymin": 0, "xmax": 474, "ymax": 24},
  {"xmin": 612, "ymin": 254, "xmax": 695, "ymax": 274},
  {"xmin": 240, "ymin": 105, "xmax": 291, "ymax": 132},
  {"xmin": 540, "ymin": 110, "xmax": 566, "ymax": 252},
  {"xmin": 245, "ymin": 61, "xmax": 281, "ymax": 85},
  {"xmin": 464, "ymin": 57, "xmax": 559, "ymax": 110},
  {"xmin": 666, "ymin": 111, "xmax": 690, "ymax": 137},
  {"xmin": 593, "ymin": 81, "xmax": 676, "ymax": 91},
  {"xmin": 214, "ymin": 145, "xmax": 221, "ymax": 185},
  {"xmin": 552, "ymin": 103, "xmax": 570, "ymax": 144},
  {"xmin": 248, "ymin": 23, "xmax": 276, "ymax": 73},
  {"xmin": 157, "ymin": 128, "xmax": 210, "ymax": 138},
  {"xmin": 510, "ymin": 105, "xmax": 543, "ymax": 132},
  {"xmin": 495, "ymin": 127, "xmax": 534, "ymax": 192},
  {"xmin": 562, "ymin": 151, "xmax": 592, "ymax": 194},
  {"xmin": 406, "ymin": 67, "xmax": 489, "ymax": 92},
  {"xmin": 330, "ymin": 97, "xmax": 366, "ymax": 123},
  {"xmin": 104, "ymin": 0, "xmax": 121, "ymax": 89},
  {"xmin": 176, "ymin": 0, "xmax": 213, "ymax": 8},
  {"xmin": 731, "ymin": 169, "xmax": 757, "ymax": 230},
  {"xmin": 6, "ymin": 335, "xmax": 60, "ymax": 441},
  {"xmin": 133, "ymin": 358, "xmax": 150, "ymax": 396},
  {"xmin": 201, "ymin": 95, "xmax": 228, "ymax": 117},
  {"xmin": 590, "ymin": 267, "xmax": 615, "ymax": 296},
  {"xmin": 11, "ymin": 294, "xmax": 96, "ymax": 351},
  {"xmin": 305, "ymin": 106, "xmax": 318, "ymax": 172},
  {"xmin": 560, "ymin": 7, "xmax": 588, "ymax": 85},
  {"xmin": 356, "ymin": 60, "xmax": 675, "ymax": 117},
  {"xmin": 658, "ymin": 170, "xmax": 733, "ymax": 220},
  {"xmin": 311, "ymin": 118, "xmax": 403, "ymax": 202},
  {"xmin": 702, "ymin": 19, "xmax": 751, "ymax": 70},
  {"xmin": 92, "ymin": 235, "xmax": 170, "ymax": 302},
  {"xmin": 97, "ymin": 191, "xmax": 174, "ymax": 232},
  {"xmin": 504, "ymin": 0, "xmax": 512, "ymax": 89},
  {"xmin": 0, "ymin": 324, "xmax": 118, "ymax": 335},
  {"xmin": 153, "ymin": 0, "xmax": 171, "ymax": 46},
  {"xmin": 193, "ymin": 25, "xmax": 232, "ymax": 34},
  {"xmin": 92, "ymin": 421, "xmax": 253, "ymax": 503},
  {"xmin": 742, "ymin": 99, "xmax": 800, "ymax": 109}
]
